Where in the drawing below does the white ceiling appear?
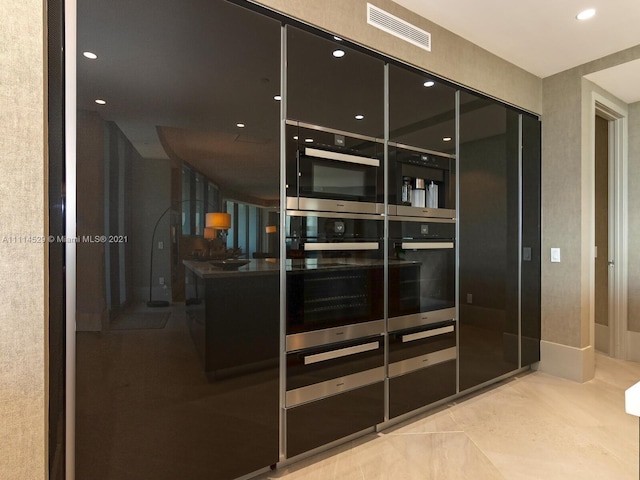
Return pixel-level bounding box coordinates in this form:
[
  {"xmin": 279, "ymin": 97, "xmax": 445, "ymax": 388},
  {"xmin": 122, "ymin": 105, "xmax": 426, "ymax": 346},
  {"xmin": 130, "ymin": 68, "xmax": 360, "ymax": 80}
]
[{"xmin": 393, "ymin": 0, "xmax": 640, "ymax": 79}]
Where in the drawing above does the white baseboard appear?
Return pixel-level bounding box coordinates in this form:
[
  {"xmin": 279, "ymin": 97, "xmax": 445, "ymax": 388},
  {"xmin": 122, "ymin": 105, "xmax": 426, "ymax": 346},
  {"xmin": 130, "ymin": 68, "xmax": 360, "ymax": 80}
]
[
  {"xmin": 627, "ymin": 330, "xmax": 640, "ymax": 362},
  {"xmin": 536, "ymin": 340, "xmax": 595, "ymax": 383},
  {"xmin": 595, "ymin": 323, "xmax": 610, "ymax": 354}
]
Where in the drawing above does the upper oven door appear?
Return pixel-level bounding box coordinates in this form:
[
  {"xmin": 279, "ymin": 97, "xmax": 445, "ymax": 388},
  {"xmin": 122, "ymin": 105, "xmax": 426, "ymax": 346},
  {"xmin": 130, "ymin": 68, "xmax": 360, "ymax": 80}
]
[
  {"xmin": 286, "ymin": 211, "xmax": 384, "ymax": 337},
  {"xmin": 388, "ymin": 217, "xmax": 456, "ymax": 331},
  {"xmin": 286, "ymin": 122, "xmax": 384, "ymax": 214}
]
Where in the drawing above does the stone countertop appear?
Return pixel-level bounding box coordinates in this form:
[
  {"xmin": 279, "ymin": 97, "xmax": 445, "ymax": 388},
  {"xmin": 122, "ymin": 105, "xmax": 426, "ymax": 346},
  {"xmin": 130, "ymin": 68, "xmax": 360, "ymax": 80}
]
[{"xmin": 184, "ymin": 257, "xmax": 421, "ymax": 279}]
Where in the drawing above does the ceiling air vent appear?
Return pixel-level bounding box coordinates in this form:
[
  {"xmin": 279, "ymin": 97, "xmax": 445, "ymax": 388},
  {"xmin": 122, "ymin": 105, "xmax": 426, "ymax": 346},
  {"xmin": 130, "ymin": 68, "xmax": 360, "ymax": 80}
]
[{"xmin": 367, "ymin": 3, "xmax": 431, "ymax": 52}]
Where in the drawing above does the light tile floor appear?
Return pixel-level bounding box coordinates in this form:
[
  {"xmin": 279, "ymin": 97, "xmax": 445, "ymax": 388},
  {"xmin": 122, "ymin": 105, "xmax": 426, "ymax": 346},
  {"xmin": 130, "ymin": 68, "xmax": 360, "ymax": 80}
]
[{"xmin": 258, "ymin": 354, "xmax": 640, "ymax": 480}]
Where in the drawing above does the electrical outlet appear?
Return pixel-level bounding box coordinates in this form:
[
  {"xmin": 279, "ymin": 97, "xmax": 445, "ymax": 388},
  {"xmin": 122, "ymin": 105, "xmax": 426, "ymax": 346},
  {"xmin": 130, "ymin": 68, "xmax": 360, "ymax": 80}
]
[
  {"xmin": 158, "ymin": 241, "xmax": 164, "ymax": 250},
  {"xmin": 466, "ymin": 293, "xmax": 473, "ymax": 304},
  {"xmin": 551, "ymin": 248, "xmax": 561, "ymax": 263},
  {"xmin": 159, "ymin": 276, "xmax": 165, "ymax": 285}
]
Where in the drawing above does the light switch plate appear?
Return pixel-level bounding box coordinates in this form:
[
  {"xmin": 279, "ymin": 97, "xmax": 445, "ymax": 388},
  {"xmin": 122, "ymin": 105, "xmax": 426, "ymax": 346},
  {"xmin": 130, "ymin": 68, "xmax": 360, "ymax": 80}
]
[
  {"xmin": 551, "ymin": 247, "xmax": 561, "ymax": 263},
  {"xmin": 523, "ymin": 247, "xmax": 532, "ymax": 262}
]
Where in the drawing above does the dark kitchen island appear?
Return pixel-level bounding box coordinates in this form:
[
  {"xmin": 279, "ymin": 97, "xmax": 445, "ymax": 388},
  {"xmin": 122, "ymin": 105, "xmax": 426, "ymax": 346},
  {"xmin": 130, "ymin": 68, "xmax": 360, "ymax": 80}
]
[{"xmin": 184, "ymin": 259, "xmax": 280, "ymax": 381}]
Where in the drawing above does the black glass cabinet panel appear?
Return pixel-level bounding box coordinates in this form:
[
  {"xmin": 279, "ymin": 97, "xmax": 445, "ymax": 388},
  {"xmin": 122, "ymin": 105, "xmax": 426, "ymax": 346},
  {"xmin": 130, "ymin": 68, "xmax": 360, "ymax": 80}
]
[
  {"xmin": 75, "ymin": 1, "xmax": 280, "ymax": 479},
  {"xmin": 521, "ymin": 113, "xmax": 542, "ymax": 365},
  {"xmin": 458, "ymin": 91, "xmax": 520, "ymax": 391},
  {"xmin": 286, "ymin": 25, "xmax": 384, "ymax": 138}
]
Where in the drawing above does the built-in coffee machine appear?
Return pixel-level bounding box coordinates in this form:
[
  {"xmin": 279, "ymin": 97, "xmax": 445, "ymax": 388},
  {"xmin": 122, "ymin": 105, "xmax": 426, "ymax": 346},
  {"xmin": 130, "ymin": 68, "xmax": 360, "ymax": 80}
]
[{"xmin": 388, "ymin": 144, "xmax": 455, "ymax": 218}]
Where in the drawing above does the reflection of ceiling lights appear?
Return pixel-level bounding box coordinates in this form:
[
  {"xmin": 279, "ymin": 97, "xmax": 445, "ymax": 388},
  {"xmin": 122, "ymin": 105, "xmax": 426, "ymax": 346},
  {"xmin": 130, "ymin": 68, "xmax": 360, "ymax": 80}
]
[
  {"xmin": 83, "ymin": 51, "xmax": 97, "ymax": 59},
  {"xmin": 95, "ymin": 99, "xmax": 106, "ymax": 105},
  {"xmin": 236, "ymin": 123, "xmax": 245, "ymax": 128},
  {"xmin": 423, "ymin": 80, "xmax": 435, "ymax": 87},
  {"xmin": 293, "ymin": 136, "xmax": 298, "ymax": 140},
  {"xmin": 355, "ymin": 114, "xmax": 364, "ymax": 120},
  {"xmin": 333, "ymin": 49, "xmax": 345, "ymax": 58},
  {"xmin": 333, "ymin": 36, "xmax": 343, "ymax": 41},
  {"xmin": 273, "ymin": 95, "xmax": 281, "ymax": 101},
  {"xmin": 576, "ymin": 8, "xmax": 596, "ymax": 20},
  {"xmin": 304, "ymin": 138, "xmax": 313, "ymax": 143},
  {"xmin": 443, "ymin": 137, "xmax": 452, "ymax": 142}
]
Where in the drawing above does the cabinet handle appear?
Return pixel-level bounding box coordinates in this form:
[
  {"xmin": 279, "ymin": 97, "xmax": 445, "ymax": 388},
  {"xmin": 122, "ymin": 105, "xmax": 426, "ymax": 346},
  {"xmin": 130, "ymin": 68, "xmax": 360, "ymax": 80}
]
[
  {"xmin": 402, "ymin": 325, "xmax": 454, "ymax": 343},
  {"xmin": 401, "ymin": 242, "xmax": 454, "ymax": 250},
  {"xmin": 304, "ymin": 341, "xmax": 379, "ymax": 365},
  {"xmin": 304, "ymin": 242, "xmax": 379, "ymax": 251},
  {"xmin": 305, "ymin": 147, "xmax": 380, "ymax": 167}
]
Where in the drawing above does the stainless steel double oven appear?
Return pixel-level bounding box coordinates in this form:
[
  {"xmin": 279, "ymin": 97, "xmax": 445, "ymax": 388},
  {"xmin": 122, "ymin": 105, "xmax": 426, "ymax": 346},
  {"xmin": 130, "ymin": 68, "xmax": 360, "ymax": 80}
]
[
  {"xmin": 284, "ymin": 122, "xmax": 458, "ymax": 456},
  {"xmin": 285, "ymin": 122, "xmax": 386, "ymax": 457}
]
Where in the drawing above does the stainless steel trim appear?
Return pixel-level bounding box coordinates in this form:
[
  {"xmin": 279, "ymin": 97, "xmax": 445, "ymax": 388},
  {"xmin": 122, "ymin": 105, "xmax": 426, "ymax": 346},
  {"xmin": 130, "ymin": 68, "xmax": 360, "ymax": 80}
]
[
  {"xmin": 388, "ymin": 307, "xmax": 456, "ymax": 332},
  {"xmin": 383, "ymin": 62, "xmax": 390, "ymax": 423},
  {"xmin": 279, "ymin": 23, "xmax": 288, "ymax": 463},
  {"xmin": 304, "ymin": 242, "xmax": 379, "ymax": 251},
  {"xmin": 518, "ymin": 113, "xmax": 523, "ymax": 369},
  {"xmin": 455, "ymin": 89, "xmax": 461, "ymax": 395},
  {"xmin": 304, "ymin": 341, "xmax": 380, "ymax": 365},
  {"xmin": 388, "ymin": 213, "xmax": 455, "ymax": 224},
  {"xmin": 305, "ymin": 147, "xmax": 380, "ymax": 167},
  {"xmin": 285, "ymin": 367, "xmax": 385, "ymax": 407},
  {"xmin": 388, "ymin": 141, "xmax": 456, "ymax": 159},
  {"xmin": 286, "ymin": 196, "xmax": 298, "ymax": 210},
  {"xmin": 286, "ymin": 320, "xmax": 385, "ymax": 351},
  {"xmin": 388, "ymin": 347, "xmax": 457, "ymax": 378},
  {"xmin": 394, "ymin": 205, "xmax": 456, "ymax": 219},
  {"xmin": 285, "ymin": 119, "xmax": 383, "ymax": 144},
  {"xmin": 286, "ymin": 206, "xmax": 384, "ymax": 221},
  {"xmin": 65, "ymin": 2, "xmax": 78, "ymax": 478},
  {"xmin": 402, "ymin": 325, "xmax": 454, "ymax": 343},
  {"xmin": 297, "ymin": 197, "xmax": 384, "ymax": 215},
  {"xmin": 400, "ymin": 242, "xmax": 454, "ymax": 250}
]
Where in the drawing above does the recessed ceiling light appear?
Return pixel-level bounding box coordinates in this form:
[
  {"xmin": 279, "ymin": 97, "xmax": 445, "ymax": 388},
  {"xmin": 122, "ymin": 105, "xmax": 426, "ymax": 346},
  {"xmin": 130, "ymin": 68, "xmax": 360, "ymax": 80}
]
[
  {"xmin": 443, "ymin": 137, "xmax": 452, "ymax": 142},
  {"xmin": 83, "ymin": 51, "xmax": 97, "ymax": 59},
  {"xmin": 273, "ymin": 95, "xmax": 281, "ymax": 101},
  {"xmin": 355, "ymin": 114, "xmax": 364, "ymax": 120},
  {"xmin": 423, "ymin": 80, "xmax": 435, "ymax": 87},
  {"xmin": 236, "ymin": 123, "xmax": 245, "ymax": 128},
  {"xmin": 94, "ymin": 99, "xmax": 106, "ymax": 105},
  {"xmin": 576, "ymin": 8, "xmax": 596, "ymax": 20},
  {"xmin": 304, "ymin": 138, "xmax": 313, "ymax": 143},
  {"xmin": 333, "ymin": 49, "xmax": 345, "ymax": 58},
  {"xmin": 333, "ymin": 36, "xmax": 343, "ymax": 41}
]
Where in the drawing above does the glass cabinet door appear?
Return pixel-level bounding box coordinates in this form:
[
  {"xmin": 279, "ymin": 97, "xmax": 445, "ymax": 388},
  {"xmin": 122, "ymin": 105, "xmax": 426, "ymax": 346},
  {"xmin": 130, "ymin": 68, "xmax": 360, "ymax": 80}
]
[
  {"xmin": 286, "ymin": 25, "xmax": 384, "ymax": 138},
  {"xmin": 458, "ymin": 91, "xmax": 520, "ymax": 391}
]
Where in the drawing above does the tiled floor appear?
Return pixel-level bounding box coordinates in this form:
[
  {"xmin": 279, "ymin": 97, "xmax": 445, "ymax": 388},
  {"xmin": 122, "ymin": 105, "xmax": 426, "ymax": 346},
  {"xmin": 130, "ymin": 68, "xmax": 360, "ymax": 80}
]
[{"xmin": 258, "ymin": 354, "xmax": 640, "ymax": 480}]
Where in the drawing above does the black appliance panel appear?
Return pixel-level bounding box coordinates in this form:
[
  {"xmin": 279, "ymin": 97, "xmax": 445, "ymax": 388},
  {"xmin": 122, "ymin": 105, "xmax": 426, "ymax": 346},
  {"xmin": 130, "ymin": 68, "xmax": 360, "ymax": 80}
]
[
  {"xmin": 388, "ymin": 321, "xmax": 456, "ymax": 418},
  {"xmin": 286, "ymin": 123, "xmax": 384, "ymax": 206},
  {"xmin": 389, "ymin": 220, "xmax": 455, "ymax": 318},
  {"xmin": 286, "ymin": 382, "xmax": 384, "ymax": 458},
  {"xmin": 287, "ymin": 335, "xmax": 384, "ymax": 391},
  {"xmin": 287, "ymin": 213, "xmax": 384, "ymax": 335},
  {"xmin": 389, "ymin": 361, "xmax": 456, "ymax": 418}
]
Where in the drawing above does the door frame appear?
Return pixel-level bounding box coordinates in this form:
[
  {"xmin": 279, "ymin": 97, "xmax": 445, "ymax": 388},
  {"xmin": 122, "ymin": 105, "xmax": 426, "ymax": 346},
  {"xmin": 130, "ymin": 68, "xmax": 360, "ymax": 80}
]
[{"xmin": 590, "ymin": 92, "xmax": 628, "ymax": 360}]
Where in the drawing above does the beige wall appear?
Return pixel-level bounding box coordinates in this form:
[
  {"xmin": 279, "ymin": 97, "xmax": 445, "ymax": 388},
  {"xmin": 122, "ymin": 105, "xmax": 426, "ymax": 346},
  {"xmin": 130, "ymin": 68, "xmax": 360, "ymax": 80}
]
[
  {"xmin": 253, "ymin": 0, "xmax": 542, "ymax": 114},
  {"xmin": 0, "ymin": 1, "xmax": 47, "ymax": 479},
  {"xmin": 541, "ymin": 46, "xmax": 640, "ymax": 378}
]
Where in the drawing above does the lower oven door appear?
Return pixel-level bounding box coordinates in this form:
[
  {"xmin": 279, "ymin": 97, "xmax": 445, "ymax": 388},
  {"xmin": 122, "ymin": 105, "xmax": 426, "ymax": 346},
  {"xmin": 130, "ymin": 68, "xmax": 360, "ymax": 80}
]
[
  {"xmin": 286, "ymin": 334, "xmax": 385, "ymax": 457},
  {"xmin": 388, "ymin": 321, "xmax": 457, "ymax": 418},
  {"xmin": 388, "ymin": 234, "xmax": 456, "ymax": 331}
]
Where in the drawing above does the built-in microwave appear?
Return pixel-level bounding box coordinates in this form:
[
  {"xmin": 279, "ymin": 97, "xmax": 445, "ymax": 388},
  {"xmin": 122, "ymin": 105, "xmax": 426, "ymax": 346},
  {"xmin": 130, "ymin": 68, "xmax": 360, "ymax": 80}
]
[{"xmin": 286, "ymin": 121, "xmax": 384, "ymax": 215}]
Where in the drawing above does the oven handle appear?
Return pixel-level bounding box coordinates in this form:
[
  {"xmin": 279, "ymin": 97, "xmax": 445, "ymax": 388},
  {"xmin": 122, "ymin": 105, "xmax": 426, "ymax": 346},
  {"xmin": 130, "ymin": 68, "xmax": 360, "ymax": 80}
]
[
  {"xmin": 402, "ymin": 325, "xmax": 455, "ymax": 343},
  {"xmin": 304, "ymin": 341, "xmax": 380, "ymax": 365},
  {"xmin": 304, "ymin": 242, "xmax": 379, "ymax": 251},
  {"xmin": 305, "ymin": 147, "xmax": 380, "ymax": 167},
  {"xmin": 400, "ymin": 242, "xmax": 454, "ymax": 250}
]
